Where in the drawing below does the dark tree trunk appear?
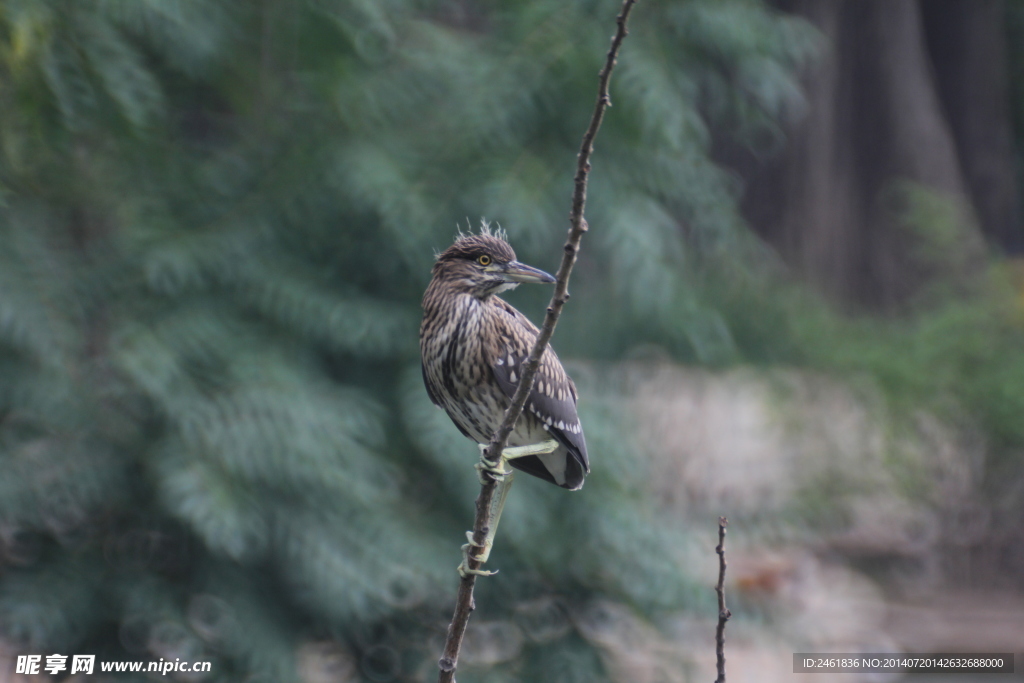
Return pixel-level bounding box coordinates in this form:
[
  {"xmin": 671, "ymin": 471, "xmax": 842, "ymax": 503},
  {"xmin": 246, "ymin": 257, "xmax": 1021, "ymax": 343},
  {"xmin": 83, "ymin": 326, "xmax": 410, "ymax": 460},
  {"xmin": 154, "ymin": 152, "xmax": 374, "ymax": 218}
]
[
  {"xmin": 731, "ymin": 0, "xmax": 1017, "ymax": 309},
  {"xmin": 921, "ymin": 0, "xmax": 1022, "ymax": 252}
]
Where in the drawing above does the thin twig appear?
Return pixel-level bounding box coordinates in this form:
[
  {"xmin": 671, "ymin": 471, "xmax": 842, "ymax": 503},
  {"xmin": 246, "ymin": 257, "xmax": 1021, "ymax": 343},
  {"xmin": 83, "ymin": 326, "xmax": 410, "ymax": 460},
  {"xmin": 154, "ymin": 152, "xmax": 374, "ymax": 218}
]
[
  {"xmin": 436, "ymin": 3, "xmax": 637, "ymax": 681},
  {"xmin": 714, "ymin": 517, "xmax": 731, "ymax": 683}
]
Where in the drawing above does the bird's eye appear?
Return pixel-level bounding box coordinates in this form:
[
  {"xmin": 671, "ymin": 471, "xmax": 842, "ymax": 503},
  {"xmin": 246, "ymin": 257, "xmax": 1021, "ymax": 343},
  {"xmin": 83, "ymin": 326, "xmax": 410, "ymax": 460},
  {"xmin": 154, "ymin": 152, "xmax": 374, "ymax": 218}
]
[{"xmin": 478, "ymin": 254, "xmax": 492, "ymax": 266}]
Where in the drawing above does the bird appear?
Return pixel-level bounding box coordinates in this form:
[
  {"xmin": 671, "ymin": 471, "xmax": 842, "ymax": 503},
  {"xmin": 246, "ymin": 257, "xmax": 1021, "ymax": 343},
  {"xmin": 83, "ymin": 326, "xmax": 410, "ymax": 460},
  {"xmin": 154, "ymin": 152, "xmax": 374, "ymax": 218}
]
[{"xmin": 420, "ymin": 227, "xmax": 589, "ymax": 492}]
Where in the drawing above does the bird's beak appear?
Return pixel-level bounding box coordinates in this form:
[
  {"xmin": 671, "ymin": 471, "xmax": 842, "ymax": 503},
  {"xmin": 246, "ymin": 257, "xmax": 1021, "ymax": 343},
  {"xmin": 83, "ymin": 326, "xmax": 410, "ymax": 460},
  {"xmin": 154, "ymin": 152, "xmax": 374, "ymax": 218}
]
[{"xmin": 500, "ymin": 261, "xmax": 556, "ymax": 284}]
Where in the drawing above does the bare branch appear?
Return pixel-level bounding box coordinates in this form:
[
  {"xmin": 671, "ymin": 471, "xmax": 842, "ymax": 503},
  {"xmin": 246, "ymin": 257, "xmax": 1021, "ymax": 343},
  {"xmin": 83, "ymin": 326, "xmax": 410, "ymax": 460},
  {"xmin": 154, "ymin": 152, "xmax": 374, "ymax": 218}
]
[
  {"xmin": 714, "ymin": 516, "xmax": 731, "ymax": 683},
  {"xmin": 436, "ymin": 2, "xmax": 637, "ymax": 681}
]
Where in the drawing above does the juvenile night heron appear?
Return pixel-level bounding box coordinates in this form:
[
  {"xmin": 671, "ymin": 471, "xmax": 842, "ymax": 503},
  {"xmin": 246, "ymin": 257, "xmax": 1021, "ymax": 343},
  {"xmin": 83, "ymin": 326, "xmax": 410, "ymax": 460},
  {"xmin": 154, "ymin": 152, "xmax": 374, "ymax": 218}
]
[{"xmin": 420, "ymin": 227, "xmax": 589, "ymax": 575}]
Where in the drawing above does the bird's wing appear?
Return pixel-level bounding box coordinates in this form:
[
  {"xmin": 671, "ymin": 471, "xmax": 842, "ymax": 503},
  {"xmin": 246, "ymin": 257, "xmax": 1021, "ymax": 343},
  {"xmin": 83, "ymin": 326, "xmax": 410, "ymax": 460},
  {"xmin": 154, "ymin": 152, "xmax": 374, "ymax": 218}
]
[{"xmin": 487, "ymin": 299, "xmax": 589, "ymax": 475}]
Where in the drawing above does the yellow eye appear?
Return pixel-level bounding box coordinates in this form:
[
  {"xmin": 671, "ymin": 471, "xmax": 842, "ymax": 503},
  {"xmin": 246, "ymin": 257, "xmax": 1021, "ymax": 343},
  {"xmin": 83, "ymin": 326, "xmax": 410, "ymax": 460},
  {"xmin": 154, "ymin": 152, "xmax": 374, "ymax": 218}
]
[{"xmin": 478, "ymin": 254, "xmax": 492, "ymax": 266}]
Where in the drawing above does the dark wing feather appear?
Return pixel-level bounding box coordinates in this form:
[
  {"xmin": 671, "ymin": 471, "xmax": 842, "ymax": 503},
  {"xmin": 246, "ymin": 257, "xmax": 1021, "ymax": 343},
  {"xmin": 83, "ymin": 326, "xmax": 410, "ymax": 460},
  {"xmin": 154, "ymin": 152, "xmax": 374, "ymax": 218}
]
[
  {"xmin": 488, "ymin": 299, "xmax": 589, "ymax": 483},
  {"xmin": 498, "ymin": 450, "xmax": 561, "ymax": 486}
]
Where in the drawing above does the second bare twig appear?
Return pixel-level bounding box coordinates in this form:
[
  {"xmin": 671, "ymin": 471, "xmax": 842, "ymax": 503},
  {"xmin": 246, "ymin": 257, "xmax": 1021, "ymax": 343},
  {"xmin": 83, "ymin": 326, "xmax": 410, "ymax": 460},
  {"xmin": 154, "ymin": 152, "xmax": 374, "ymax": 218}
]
[{"xmin": 714, "ymin": 516, "xmax": 731, "ymax": 683}]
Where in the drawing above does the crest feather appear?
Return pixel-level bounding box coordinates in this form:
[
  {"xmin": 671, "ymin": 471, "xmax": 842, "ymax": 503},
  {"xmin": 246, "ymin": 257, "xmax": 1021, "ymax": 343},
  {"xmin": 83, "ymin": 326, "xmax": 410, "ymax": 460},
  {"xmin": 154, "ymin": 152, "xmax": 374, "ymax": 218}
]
[
  {"xmin": 436, "ymin": 219, "xmax": 516, "ymax": 264},
  {"xmin": 452, "ymin": 219, "xmax": 507, "ymax": 243}
]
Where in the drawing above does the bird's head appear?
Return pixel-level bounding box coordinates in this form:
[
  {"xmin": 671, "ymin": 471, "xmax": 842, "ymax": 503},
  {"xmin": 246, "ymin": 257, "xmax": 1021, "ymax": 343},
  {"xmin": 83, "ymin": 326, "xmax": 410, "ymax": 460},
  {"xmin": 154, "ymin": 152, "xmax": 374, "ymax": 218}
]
[{"xmin": 431, "ymin": 230, "xmax": 555, "ymax": 299}]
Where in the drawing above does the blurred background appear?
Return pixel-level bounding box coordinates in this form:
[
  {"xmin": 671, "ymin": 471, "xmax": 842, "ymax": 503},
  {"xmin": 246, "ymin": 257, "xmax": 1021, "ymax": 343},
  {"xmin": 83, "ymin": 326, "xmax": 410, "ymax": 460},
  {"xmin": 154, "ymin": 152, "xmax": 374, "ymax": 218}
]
[{"xmin": 1, "ymin": 0, "xmax": 1023, "ymax": 681}]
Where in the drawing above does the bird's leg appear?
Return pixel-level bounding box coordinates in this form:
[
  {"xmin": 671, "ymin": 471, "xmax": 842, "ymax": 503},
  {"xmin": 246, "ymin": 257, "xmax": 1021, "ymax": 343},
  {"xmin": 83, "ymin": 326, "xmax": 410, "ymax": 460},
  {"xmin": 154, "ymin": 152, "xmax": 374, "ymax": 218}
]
[
  {"xmin": 458, "ymin": 439, "xmax": 559, "ymax": 578},
  {"xmin": 501, "ymin": 439, "xmax": 559, "ymax": 460},
  {"xmin": 458, "ymin": 470, "xmax": 514, "ymax": 578},
  {"xmin": 473, "ymin": 439, "xmax": 559, "ymax": 484}
]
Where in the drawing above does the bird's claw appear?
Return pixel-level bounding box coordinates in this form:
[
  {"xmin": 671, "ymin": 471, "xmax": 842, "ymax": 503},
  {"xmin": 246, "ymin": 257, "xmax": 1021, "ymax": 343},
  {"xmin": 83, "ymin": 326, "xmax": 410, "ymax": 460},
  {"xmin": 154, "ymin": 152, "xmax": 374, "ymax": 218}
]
[
  {"xmin": 474, "ymin": 446, "xmax": 511, "ymax": 484},
  {"xmin": 458, "ymin": 558, "xmax": 497, "ymax": 578},
  {"xmin": 458, "ymin": 532, "xmax": 497, "ymax": 578},
  {"xmin": 474, "ymin": 459, "xmax": 511, "ymax": 485}
]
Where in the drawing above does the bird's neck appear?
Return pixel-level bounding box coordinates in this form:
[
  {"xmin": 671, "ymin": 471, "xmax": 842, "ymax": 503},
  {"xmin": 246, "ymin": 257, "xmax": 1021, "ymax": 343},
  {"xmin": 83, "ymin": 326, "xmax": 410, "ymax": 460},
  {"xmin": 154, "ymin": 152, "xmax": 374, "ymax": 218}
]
[
  {"xmin": 423, "ymin": 278, "xmax": 505, "ymax": 308},
  {"xmin": 423, "ymin": 282, "xmax": 489, "ymax": 318}
]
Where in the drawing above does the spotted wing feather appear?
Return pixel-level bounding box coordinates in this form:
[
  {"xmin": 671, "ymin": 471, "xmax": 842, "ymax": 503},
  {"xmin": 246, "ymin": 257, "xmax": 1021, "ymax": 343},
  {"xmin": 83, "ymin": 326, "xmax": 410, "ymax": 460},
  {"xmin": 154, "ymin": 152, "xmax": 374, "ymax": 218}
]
[{"xmin": 488, "ymin": 299, "xmax": 589, "ymax": 487}]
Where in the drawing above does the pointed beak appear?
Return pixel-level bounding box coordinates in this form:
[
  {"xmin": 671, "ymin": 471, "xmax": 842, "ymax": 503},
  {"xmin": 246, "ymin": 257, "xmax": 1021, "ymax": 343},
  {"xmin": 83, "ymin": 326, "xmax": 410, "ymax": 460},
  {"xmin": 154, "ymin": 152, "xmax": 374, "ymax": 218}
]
[{"xmin": 501, "ymin": 260, "xmax": 556, "ymax": 284}]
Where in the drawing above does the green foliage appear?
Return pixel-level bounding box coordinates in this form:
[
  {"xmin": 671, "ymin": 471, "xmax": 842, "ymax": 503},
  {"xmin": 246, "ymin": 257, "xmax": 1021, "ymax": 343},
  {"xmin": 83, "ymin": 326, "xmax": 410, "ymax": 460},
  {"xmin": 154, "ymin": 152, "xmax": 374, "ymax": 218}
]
[
  {"xmin": 0, "ymin": 0, "xmax": 823, "ymax": 680},
  {"xmin": 705, "ymin": 249, "xmax": 1024, "ymax": 466}
]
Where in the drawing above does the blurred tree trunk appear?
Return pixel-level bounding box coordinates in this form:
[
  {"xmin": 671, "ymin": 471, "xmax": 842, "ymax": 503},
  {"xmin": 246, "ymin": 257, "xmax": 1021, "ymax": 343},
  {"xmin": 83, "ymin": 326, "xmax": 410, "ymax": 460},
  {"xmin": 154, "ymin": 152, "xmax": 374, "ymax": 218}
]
[
  {"xmin": 734, "ymin": 0, "xmax": 1018, "ymax": 309},
  {"xmin": 921, "ymin": 0, "xmax": 1022, "ymax": 252}
]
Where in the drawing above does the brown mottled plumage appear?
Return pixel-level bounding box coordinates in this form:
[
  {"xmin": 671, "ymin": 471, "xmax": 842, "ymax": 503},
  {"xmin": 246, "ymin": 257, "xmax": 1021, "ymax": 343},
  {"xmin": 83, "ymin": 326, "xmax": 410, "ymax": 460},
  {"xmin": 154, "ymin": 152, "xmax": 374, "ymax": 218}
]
[{"xmin": 420, "ymin": 228, "xmax": 589, "ymax": 490}]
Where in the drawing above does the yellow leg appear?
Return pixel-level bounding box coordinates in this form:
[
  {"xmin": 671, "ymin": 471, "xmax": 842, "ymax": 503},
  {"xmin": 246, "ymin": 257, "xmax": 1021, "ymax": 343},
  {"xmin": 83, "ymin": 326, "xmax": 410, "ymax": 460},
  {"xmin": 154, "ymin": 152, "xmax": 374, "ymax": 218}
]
[
  {"xmin": 502, "ymin": 439, "xmax": 558, "ymax": 460},
  {"xmin": 459, "ymin": 471, "xmax": 513, "ymax": 577}
]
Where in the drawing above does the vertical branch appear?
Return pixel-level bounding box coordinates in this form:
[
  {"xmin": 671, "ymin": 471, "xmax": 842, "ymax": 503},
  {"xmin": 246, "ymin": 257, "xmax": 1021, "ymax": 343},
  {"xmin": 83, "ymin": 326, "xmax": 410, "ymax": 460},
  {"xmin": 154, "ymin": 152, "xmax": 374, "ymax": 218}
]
[
  {"xmin": 436, "ymin": 2, "xmax": 637, "ymax": 682},
  {"xmin": 714, "ymin": 517, "xmax": 731, "ymax": 683}
]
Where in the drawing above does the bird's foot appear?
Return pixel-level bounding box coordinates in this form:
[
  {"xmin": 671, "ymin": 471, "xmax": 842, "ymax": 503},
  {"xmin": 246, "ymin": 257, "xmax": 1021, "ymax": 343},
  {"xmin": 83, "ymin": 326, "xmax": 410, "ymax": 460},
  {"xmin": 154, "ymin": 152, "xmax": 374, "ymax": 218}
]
[
  {"xmin": 474, "ymin": 460, "xmax": 511, "ymax": 485},
  {"xmin": 475, "ymin": 444, "xmax": 511, "ymax": 484},
  {"xmin": 458, "ymin": 531, "xmax": 497, "ymax": 578}
]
